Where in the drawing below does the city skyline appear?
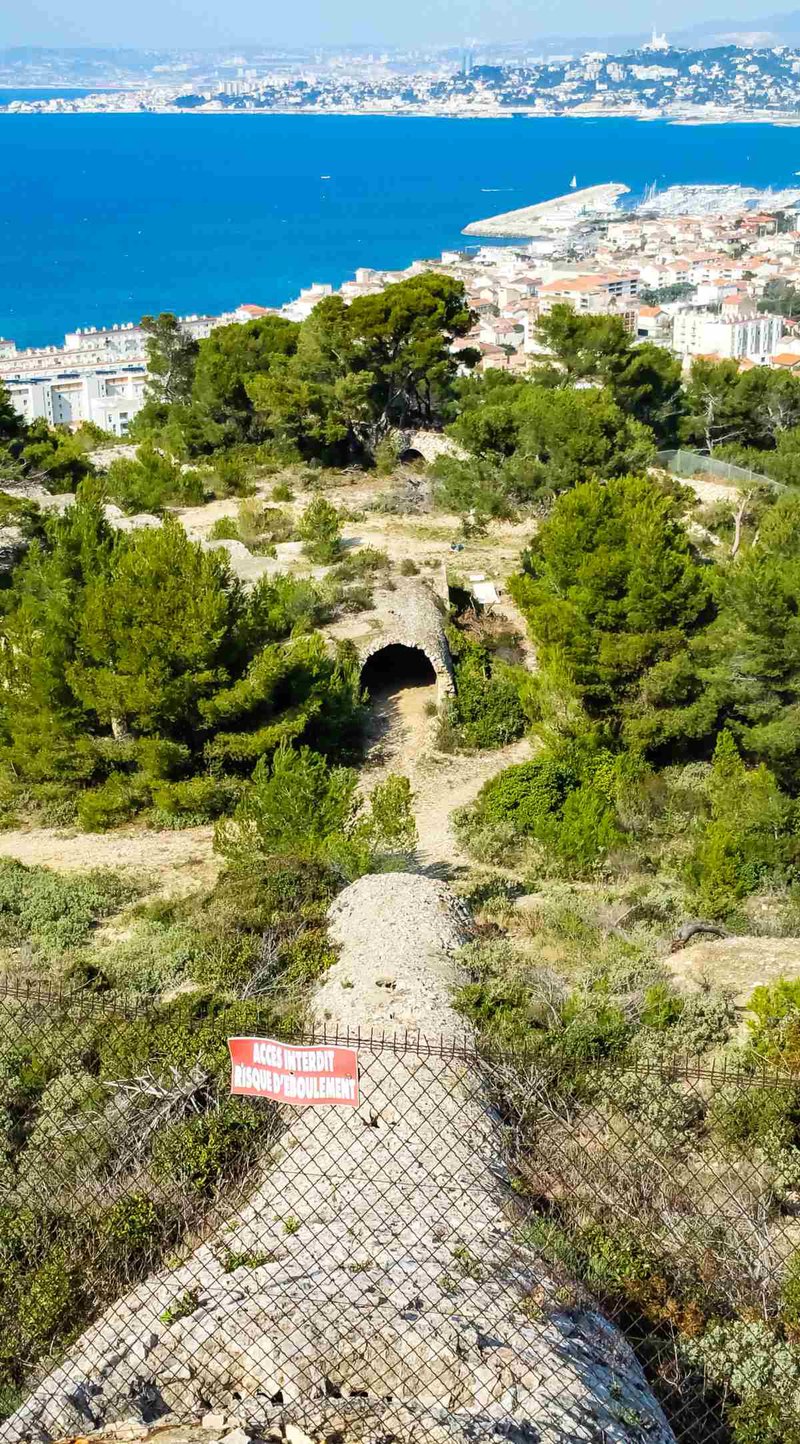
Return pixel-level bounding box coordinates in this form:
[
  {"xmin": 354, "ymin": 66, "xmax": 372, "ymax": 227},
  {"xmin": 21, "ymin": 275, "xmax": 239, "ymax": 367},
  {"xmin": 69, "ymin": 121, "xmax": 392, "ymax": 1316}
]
[{"xmin": 0, "ymin": 0, "xmax": 795, "ymax": 53}]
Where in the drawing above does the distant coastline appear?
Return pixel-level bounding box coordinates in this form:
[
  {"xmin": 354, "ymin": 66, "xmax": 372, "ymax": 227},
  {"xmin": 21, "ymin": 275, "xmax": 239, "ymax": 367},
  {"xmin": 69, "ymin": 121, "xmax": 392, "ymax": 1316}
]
[{"xmin": 4, "ymin": 101, "xmax": 800, "ymax": 124}]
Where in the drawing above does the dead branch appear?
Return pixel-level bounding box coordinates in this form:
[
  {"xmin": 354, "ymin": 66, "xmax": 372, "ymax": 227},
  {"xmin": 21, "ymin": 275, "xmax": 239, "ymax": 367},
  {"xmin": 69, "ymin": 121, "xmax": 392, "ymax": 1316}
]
[
  {"xmin": 731, "ymin": 489, "xmax": 753, "ymax": 559},
  {"xmin": 670, "ymin": 919, "xmax": 733, "ymax": 952}
]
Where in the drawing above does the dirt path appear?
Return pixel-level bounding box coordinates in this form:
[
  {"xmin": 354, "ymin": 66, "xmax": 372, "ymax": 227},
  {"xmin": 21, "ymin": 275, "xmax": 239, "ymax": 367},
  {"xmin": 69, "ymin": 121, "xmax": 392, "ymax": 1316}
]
[
  {"xmin": 362, "ymin": 673, "xmax": 531, "ymax": 871},
  {"xmin": 412, "ymin": 738, "xmax": 532, "ymax": 869},
  {"xmin": 0, "ymin": 825, "xmax": 217, "ymax": 895}
]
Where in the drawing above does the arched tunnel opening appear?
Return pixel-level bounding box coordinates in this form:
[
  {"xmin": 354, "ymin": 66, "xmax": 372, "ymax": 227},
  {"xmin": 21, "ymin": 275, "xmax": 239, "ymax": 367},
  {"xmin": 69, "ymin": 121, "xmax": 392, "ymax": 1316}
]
[
  {"xmin": 361, "ymin": 643, "xmax": 437, "ymax": 696},
  {"xmin": 361, "ymin": 645, "xmax": 439, "ymax": 762}
]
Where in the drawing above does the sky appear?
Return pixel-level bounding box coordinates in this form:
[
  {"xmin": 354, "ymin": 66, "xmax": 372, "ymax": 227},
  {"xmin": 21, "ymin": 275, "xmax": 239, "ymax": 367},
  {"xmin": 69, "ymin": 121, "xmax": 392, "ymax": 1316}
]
[{"xmin": 0, "ymin": 0, "xmax": 790, "ymax": 51}]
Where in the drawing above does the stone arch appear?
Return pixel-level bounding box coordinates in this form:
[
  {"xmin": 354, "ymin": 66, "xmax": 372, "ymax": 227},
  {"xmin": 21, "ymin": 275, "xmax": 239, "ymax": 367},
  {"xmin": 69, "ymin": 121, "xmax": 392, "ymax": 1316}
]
[
  {"xmin": 358, "ymin": 582, "xmax": 455, "ymax": 705},
  {"xmin": 361, "ymin": 642, "xmax": 438, "ymax": 695}
]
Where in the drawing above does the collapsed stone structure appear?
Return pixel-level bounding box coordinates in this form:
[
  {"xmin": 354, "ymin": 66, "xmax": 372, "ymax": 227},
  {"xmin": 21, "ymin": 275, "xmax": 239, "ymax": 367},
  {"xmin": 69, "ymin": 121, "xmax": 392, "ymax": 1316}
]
[{"xmin": 3, "ymin": 875, "xmax": 674, "ymax": 1444}]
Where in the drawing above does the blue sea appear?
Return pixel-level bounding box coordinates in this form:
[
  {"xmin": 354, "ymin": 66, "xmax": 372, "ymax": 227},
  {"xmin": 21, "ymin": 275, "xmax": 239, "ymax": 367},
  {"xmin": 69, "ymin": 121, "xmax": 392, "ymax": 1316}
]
[{"xmin": 2, "ymin": 113, "xmax": 800, "ymax": 347}]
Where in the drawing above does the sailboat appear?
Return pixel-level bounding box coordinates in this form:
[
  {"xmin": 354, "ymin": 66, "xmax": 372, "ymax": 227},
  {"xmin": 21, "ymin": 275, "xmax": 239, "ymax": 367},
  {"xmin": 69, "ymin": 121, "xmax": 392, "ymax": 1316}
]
[{"xmin": 570, "ymin": 175, "xmax": 577, "ymax": 188}]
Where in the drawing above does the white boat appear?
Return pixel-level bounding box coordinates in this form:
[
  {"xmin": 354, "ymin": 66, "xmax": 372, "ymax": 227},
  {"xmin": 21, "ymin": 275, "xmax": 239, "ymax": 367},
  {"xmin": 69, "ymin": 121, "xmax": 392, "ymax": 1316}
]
[{"xmin": 569, "ymin": 175, "xmax": 577, "ymax": 188}]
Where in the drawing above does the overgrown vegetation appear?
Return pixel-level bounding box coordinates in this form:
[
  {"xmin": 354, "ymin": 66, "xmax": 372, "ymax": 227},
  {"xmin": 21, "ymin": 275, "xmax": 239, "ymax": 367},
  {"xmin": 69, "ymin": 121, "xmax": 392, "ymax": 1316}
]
[{"xmin": 451, "ymin": 891, "xmax": 800, "ymax": 1443}]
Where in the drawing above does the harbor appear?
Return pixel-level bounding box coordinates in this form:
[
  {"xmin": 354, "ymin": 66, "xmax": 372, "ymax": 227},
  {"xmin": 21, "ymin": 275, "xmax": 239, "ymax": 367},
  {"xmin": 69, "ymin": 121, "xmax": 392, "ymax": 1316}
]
[{"xmin": 462, "ymin": 181, "xmax": 630, "ymax": 237}]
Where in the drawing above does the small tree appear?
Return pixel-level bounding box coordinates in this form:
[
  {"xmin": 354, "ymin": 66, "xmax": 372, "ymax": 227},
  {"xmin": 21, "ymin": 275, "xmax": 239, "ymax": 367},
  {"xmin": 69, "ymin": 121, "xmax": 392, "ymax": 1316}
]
[
  {"xmin": 215, "ymin": 745, "xmax": 415, "ymax": 881},
  {"xmin": 140, "ymin": 313, "xmax": 198, "ymax": 409},
  {"xmin": 298, "ymin": 497, "xmax": 342, "ymax": 563}
]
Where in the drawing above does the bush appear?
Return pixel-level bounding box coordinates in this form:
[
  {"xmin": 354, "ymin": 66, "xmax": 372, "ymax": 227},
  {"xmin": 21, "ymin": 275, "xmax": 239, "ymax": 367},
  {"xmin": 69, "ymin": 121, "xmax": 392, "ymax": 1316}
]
[
  {"xmin": 0, "ymin": 861, "xmax": 135, "ymax": 957},
  {"xmin": 744, "ymin": 978, "xmax": 800, "ymax": 1069},
  {"xmin": 216, "ymin": 745, "xmax": 415, "ymax": 880},
  {"xmin": 298, "ymin": 497, "xmax": 342, "ymax": 563},
  {"xmin": 136, "ymin": 737, "xmax": 191, "ymax": 781},
  {"xmin": 709, "ymin": 1085, "xmax": 800, "ymax": 1149},
  {"xmin": 539, "ymin": 784, "xmax": 626, "ymax": 876},
  {"xmin": 238, "ymin": 500, "xmax": 294, "ymax": 548},
  {"xmin": 208, "ymin": 515, "xmax": 240, "ymax": 541},
  {"xmin": 330, "ymin": 546, "xmax": 389, "ymax": 581},
  {"xmin": 476, "ymin": 758, "xmax": 579, "ymax": 834},
  {"xmin": 443, "ymin": 630, "xmax": 527, "ymax": 750},
  {"xmin": 684, "ymin": 1321, "xmax": 800, "ymax": 1430},
  {"xmin": 105, "ymin": 443, "xmax": 205, "ymax": 513},
  {"xmin": 150, "ymin": 1099, "xmax": 265, "ymax": 1197},
  {"xmin": 150, "ymin": 774, "xmax": 242, "ymax": 822},
  {"xmin": 374, "ymin": 435, "xmax": 402, "ymax": 474},
  {"xmin": 99, "ymin": 1194, "xmax": 165, "ymax": 1272},
  {"xmin": 77, "ymin": 774, "xmax": 149, "ymax": 831},
  {"xmin": 684, "ymin": 735, "xmax": 795, "ymax": 918},
  {"xmin": 211, "ymin": 454, "xmax": 255, "ymax": 498}
]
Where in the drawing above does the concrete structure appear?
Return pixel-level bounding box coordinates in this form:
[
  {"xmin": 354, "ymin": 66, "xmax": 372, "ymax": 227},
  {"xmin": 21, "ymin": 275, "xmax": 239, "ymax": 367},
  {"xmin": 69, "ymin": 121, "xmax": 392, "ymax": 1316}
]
[
  {"xmin": 462, "ymin": 182, "xmax": 630, "ymax": 237},
  {"xmin": 672, "ymin": 307, "xmax": 784, "ymax": 362}
]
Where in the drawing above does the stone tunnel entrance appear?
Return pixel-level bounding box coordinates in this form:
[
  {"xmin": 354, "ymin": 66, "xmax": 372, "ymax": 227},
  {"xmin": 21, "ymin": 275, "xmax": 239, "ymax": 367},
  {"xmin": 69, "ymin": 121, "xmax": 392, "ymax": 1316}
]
[
  {"xmin": 361, "ymin": 643, "xmax": 437, "ymax": 696},
  {"xmin": 361, "ymin": 645, "xmax": 439, "ymax": 770}
]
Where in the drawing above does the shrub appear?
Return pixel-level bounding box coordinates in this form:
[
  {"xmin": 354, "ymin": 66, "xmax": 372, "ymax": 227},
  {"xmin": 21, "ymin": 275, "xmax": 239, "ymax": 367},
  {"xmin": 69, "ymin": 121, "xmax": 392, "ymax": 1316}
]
[
  {"xmin": 0, "ymin": 861, "xmax": 135, "ymax": 957},
  {"xmin": 684, "ymin": 1321, "xmax": 800, "ymax": 1422},
  {"xmin": 399, "ymin": 558, "xmax": 420, "ymax": 576},
  {"xmin": 539, "ymin": 784, "xmax": 626, "ymax": 876},
  {"xmin": 215, "ymin": 744, "xmax": 415, "ymax": 881},
  {"xmin": 709, "ymin": 1084, "xmax": 800, "ymax": 1149},
  {"xmin": 77, "ymin": 775, "xmax": 149, "ymax": 832},
  {"xmin": 558, "ymin": 991, "xmax": 632, "ymax": 1061},
  {"xmin": 105, "ymin": 443, "xmax": 205, "ymax": 513},
  {"xmin": 150, "ymin": 774, "xmax": 242, "ymax": 822},
  {"xmin": 238, "ymin": 500, "xmax": 294, "ymax": 548},
  {"xmin": 150, "ymin": 1100, "xmax": 265, "ymax": 1197},
  {"xmin": 330, "ymin": 546, "xmax": 389, "ymax": 581},
  {"xmin": 476, "ymin": 758, "xmax": 579, "ymax": 834},
  {"xmin": 99, "ymin": 1194, "xmax": 164, "ymax": 1272},
  {"xmin": 374, "ymin": 435, "xmax": 402, "ymax": 474},
  {"xmin": 685, "ymin": 734, "xmax": 795, "ymax": 919},
  {"xmin": 136, "ymin": 737, "xmax": 191, "ymax": 781},
  {"xmin": 298, "ymin": 497, "xmax": 342, "ymax": 563},
  {"xmin": 746, "ymin": 978, "xmax": 800, "ymax": 1068},
  {"xmin": 452, "ymin": 806, "xmax": 522, "ymax": 866},
  {"xmin": 208, "ymin": 515, "xmax": 240, "ymax": 541},
  {"xmin": 444, "ymin": 631, "xmax": 527, "ymax": 750},
  {"xmin": 271, "ymin": 481, "xmax": 294, "ymax": 502},
  {"xmin": 212, "ymin": 454, "xmax": 255, "ymax": 498}
]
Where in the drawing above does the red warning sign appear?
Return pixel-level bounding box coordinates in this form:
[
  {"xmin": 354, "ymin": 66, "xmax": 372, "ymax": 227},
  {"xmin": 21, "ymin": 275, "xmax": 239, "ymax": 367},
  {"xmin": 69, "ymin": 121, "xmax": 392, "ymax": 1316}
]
[{"xmin": 228, "ymin": 1037, "xmax": 360, "ymax": 1108}]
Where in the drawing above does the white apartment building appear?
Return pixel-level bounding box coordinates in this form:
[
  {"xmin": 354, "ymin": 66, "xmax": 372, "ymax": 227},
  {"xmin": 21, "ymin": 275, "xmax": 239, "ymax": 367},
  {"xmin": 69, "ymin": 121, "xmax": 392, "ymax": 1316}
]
[
  {"xmin": 7, "ymin": 369, "xmax": 147, "ymax": 437},
  {"xmin": 0, "ymin": 314, "xmax": 218, "ymax": 384},
  {"xmin": 536, "ymin": 272, "xmax": 640, "ymax": 333},
  {"xmin": 672, "ymin": 308, "xmax": 784, "ymax": 363}
]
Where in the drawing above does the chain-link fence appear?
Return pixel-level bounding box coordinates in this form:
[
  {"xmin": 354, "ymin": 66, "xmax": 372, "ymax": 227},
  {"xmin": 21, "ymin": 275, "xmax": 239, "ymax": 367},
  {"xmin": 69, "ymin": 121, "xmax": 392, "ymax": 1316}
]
[
  {"xmin": 2, "ymin": 980, "xmax": 800, "ymax": 1444},
  {"xmin": 656, "ymin": 448, "xmax": 783, "ymax": 489}
]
